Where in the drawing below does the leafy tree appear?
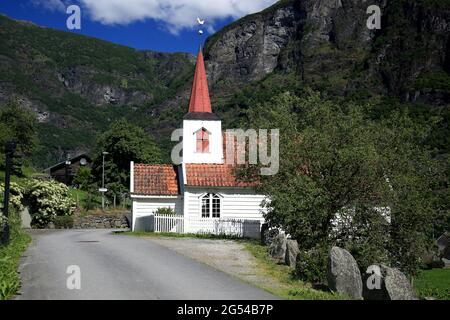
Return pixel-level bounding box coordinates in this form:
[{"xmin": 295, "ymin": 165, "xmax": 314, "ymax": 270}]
[
  {"xmin": 72, "ymin": 167, "xmax": 94, "ymax": 191},
  {"xmin": 92, "ymin": 119, "xmax": 162, "ymax": 203},
  {"xmin": 242, "ymin": 90, "xmax": 442, "ymax": 280},
  {"xmin": 0, "ymin": 100, "xmax": 37, "ymax": 173}
]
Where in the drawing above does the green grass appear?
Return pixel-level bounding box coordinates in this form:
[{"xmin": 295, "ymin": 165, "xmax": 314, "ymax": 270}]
[
  {"xmin": 0, "ymin": 166, "xmax": 35, "ymax": 185},
  {"xmin": 243, "ymin": 241, "xmax": 346, "ymax": 300},
  {"xmin": 414, "ymin": 268, "xmax": 450, "ymax": 300},
  {"xmin": 0, "ymin": 215, "xmax": 31, "ymax": 300}
]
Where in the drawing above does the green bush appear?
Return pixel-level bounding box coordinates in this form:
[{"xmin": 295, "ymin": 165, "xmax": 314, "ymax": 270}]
[
  {"xmin": 295, "ymin": 244, "xmax": 329, "ymax": 284},
  {"xmin": 83, "ymin": 193, "xmax": 96, "ymax": 211},
  {"xmin": 155, "ymin": 207, "xmax": 176, "ymax": 215},
  {"xmin": 26, "ymin": 180, "xmax": 75, "ymax": 228},
  {"xmin": 54, "ymin": 215, "xmax": 74, "ymax": 229}
]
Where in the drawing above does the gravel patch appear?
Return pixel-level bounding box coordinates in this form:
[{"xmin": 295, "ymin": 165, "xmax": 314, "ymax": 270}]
[{"xmin": 144, "ymin": 237, "xmax": 280, "ymax": 290}]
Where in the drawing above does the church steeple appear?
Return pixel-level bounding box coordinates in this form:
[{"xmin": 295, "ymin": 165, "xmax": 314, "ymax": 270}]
[
  {"xmin": 182, "ymin": 48, "xmax": 223, "ymax": 164},
  {"xmin": 188, "ymin": 48, "xmax": 212, "ymax": 114}
]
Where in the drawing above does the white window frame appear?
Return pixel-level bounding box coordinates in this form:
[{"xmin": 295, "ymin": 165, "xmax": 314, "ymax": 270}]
[{"xmin": 199, "ymin": 193, "xmax": 222, "ymax": 219}]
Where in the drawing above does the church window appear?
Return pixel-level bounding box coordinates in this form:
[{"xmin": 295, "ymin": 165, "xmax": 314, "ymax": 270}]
[{"xmin": 196, "ymin": 128, "xmax": 209, "ymax": 153}]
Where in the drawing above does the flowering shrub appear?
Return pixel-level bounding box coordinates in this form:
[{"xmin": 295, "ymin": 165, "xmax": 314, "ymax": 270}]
[
  {"xmin": 0, "ymin": 182, "xmax": 25, "ymax": 213},
  {"xmin": 26, "ymin": 180, "xmax": 75, "ymax": 228},
  {"xmin": 0, "ymin": 182, "xmax": 25, "ymax": 228}
]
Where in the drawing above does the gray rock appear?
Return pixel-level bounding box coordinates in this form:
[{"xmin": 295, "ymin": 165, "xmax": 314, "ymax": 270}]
[
  {"xmin": 47, "ymin": 222, "xmax": 55, "ymax": 229},
  {"xmin": 268, "ymin": 232, "xmax": 287, "ymax": 262},
  {"xmin": 327, "ymin": 246, "xmax": 363, "ymax": 299},
  {"xmin": 363, "ymin": 264, "xmax": 418, "ymax": 300},
  {"xmin": 442, "ymin": 258, "xmax": 450, "ymax": 268},
  {"xmin": 384, "ymin": 266, "xmax": 418, "ymax": 300},
  {"xmin": 20, "ymin": 207, "xmax": 32, "ymax": 229},
  {"xmin": 285, "ymin": 239, "xmax": 299, "ymax": 268},
  {"xmin": 437, "ymin": 232, "xmax": 450, "ymax": 260}
]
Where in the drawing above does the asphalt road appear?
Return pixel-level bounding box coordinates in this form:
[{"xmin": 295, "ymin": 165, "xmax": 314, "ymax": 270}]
[{"xmin": 15, "ymin": 229, "xmax": 275, "ymax": 300}]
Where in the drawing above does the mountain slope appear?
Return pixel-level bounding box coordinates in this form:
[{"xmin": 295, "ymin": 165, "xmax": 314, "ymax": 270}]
[{"xmin": 0, "ymin": 14, "xmax": 194, "ymax": 167}]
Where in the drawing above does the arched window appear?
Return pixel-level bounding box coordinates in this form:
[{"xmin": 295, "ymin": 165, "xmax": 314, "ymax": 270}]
[
  {"xmin": 201, "ymin": 193, "xmax": 221, "ymax": 218},
  {"xmin": 196, "ymin": 128, "xmax": 209, "ymax": 153}
]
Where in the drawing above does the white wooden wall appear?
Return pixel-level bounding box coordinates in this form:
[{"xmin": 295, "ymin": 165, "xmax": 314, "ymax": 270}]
[
  {"xmin": 132, "ymin": 197, "xmax": 183, "ymax": 231},
  {"xmin": 184, "ymin": 187, "xmax": 266, "ymax": 222}
]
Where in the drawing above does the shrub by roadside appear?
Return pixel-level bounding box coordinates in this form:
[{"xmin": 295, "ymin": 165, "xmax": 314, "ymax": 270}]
[
  {"xmin": 0, "ymin": 214, "xmax": 31, "ymax": 300},
  {"xmin": 54, "ymin": 215, "xmax": 74, "ymax": 229},
  {"xmin": 26, "ymin": 180, "xmax": 75, "ymax": 228}
]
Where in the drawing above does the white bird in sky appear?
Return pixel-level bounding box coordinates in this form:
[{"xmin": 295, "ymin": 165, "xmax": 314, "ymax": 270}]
[{"xmin": 197, "ymin": 17, "xmax": 205, "ymax": 25}]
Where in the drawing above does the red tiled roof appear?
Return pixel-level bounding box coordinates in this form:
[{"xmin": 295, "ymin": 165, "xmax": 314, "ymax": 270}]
[
  {"xmin": 185, "ymin": 164, "xmax": 258, "ymax": 188},
  {"xmin": 133, "ymin": 164, "xmax": 179, "ymax": 195},
  {"xmin": 188, "ymin": 49, "xmax": 212, "ymax": 113}
]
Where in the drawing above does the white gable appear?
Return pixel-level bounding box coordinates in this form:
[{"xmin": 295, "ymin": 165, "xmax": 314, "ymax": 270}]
[{"xmin": 182, "ymin": 119, "xmax": 223, "ymax": 164}]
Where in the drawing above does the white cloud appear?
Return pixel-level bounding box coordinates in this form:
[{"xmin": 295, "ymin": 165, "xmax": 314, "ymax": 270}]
[
  {"xmin": 60, "ymin": 0, "xmax": 278, "ymax": 34},
  {"xmin": 31, "ymin": 0, "xmax": 68, "ymax": 13}
]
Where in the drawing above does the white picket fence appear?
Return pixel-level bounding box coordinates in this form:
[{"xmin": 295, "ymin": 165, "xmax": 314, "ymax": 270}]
[{"xmin": 154, "ymin": 214, "xmax": 262, "ymax": 238}]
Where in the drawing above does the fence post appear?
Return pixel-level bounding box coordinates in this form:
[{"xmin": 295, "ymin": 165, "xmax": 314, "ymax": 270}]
[{"xmin": 1, "ymin": 142, "xmax": 16, "ymax": 246}]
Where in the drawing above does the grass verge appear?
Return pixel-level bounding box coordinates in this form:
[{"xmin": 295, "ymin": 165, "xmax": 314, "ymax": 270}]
[
  {"xmin": 0, "ymin": 215, "xmax": 31, "ymax": 300},
  {"xmin": 414, "ymin": 268, "xmax": 450, "ymax": 300},
  {"xmin": 243, "ymin": 241, "xmax": 346, "ymax": 300}
]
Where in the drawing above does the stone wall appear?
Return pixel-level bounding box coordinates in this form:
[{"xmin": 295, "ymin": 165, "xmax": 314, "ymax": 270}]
[{"xmin": 73, "ymin": 213, "xmax": 130, "ymax": 229}]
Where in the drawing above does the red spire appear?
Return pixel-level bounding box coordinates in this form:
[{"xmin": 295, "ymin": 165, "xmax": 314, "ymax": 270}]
[{"xmin": 188, "ymin": 48, "xmax": 212, "ymax": 113}]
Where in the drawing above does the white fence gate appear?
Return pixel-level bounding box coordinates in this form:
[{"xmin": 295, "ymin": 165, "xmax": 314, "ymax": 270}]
[
  {"xmin": 154, "ymin": 214, "xmax": 262, "ymax": 239},
  {"xmin": 154, "ymin": 214, "xmax": 184, "ymax": 233}
]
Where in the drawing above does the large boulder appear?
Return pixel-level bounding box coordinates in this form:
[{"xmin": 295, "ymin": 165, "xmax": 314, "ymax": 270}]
[
  {"xmin": 285, "ymin": 239, "xmax": 299, "ymax": 268},
  {"xmin": 437, "ymin": 232, "xmax": 450, "ymax": 264},
  {"xmin": 363, "ymin": 264, "xmax": 418, "ymax": 300},
  {"xmin": 327, "ymin": 246, "xmax": 363, "ymax": 299},
  {"xmin": 268, "ymin": 232, "xmax": 287, "ymax": 262}
]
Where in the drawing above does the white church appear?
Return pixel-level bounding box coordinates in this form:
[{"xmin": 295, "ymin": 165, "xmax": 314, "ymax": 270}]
[{"xmin": 130, "ymin": 49, "xmax": 266, "ymax": 238}]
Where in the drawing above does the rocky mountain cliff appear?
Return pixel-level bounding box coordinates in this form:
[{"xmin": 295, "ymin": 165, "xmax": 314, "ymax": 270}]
[{"xmin": 205, "ymin": 0, "xmax": 450, "ymax": 105}]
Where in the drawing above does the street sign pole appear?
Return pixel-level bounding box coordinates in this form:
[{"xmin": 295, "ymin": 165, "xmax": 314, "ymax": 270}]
[
  {"xmin": 1, "ymin": 142, "xmax": 16, "ymax": 246},
  {"xmin": 101, "ymin": 151, "xmax": 109, "ymax": 211}
]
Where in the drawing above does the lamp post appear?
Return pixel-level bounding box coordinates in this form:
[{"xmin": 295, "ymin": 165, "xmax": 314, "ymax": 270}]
[
  {"xmin": 1, "ymin": 141, "xmax": 16, "ymax": 246},
  {"xmin": 65, "ymin": 158, "xmax": 71, "ymax": 186},
  {"xmin": 101, "ymin": 151, "xmax": 109, "ymax": 211}
]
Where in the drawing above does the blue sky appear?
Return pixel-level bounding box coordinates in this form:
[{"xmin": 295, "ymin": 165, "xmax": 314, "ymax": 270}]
[{"xmin": 0, "ymin": 0, "xmax": 277, "ymax": 54}]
